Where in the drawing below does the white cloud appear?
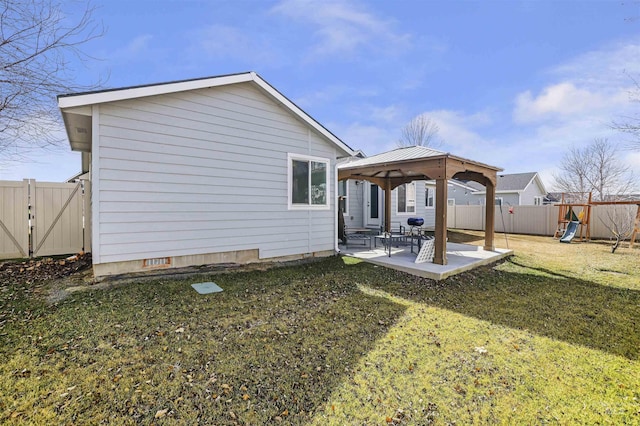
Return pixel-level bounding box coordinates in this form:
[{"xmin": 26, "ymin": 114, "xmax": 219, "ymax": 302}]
[
  {"xmin": 426, "ymin": 110, "xmax": 494, "ymax": 153},
  {"xmin": 503, "ymin": 37, "xmax": 640, "ymax": 188},
  {"xmin": 625, "ymin": 151, "xmax": 640, "ymax": 169},
  {"xmin": 271, "ymin": 0, "xmax": 411, "ymax": 59},
  {"xmin": 330, "ymin": 121, "xmax": 398, "ymax": 155},
  {"xmin": 193, "ymin": 25, "xmax": 282, "ymax": 65},
  {"xmin": 513, "ymin": 82, "xmax": 624, "ymax": 123},
  {"xmin": 110, "ymin": 34, "xmax": 155, "ymax": 61},
  {"xmin": 514, "ymin": 38, "xmax": 640, "ymax": 126},
  {"xmin": 551, "ymin": 39, "xmax": 640, "ymax": 87},
  {"xmin": 370, "ymin": 105, "xmax": 403, "ymax": 124}
]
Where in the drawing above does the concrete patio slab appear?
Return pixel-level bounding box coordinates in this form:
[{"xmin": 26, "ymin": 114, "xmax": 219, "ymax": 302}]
[{"xmin": 339, "ymin": 241, "xmax": 512, "ymax": 280}]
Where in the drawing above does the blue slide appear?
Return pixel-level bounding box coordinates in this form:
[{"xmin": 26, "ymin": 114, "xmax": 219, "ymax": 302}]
[{"xmin": 560, "ymin": 221, "xmax": 580, "ymax": 243}]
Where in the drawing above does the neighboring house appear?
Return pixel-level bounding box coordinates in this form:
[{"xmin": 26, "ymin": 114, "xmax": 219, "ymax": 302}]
[
  {"xmin": 58, "ymin": 72, "xmax": 355, "ymax": 278},
  {"xmin": 433, "ymin": 179, "xmax": 480, "ymax": 207},
  {"xmin": 459, "ymin": 172, "xmax": 547, "ymax": 206},
  {"xmin": 339, "ymin": 166, "xmax": 494, "ymax": 231}
]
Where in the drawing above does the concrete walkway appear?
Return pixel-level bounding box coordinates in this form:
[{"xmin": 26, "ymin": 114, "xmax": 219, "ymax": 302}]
[{"xmin": 339, "ymin": 241, "xmax": 512, "ymax": 280}]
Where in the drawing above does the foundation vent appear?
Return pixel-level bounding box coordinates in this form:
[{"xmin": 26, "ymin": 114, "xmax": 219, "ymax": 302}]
[{"xmin": 143, "ymin": 257, "xmax": 171, "ymax": 268}]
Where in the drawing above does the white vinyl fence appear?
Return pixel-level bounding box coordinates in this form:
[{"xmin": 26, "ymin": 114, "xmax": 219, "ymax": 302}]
[
  {"xmin": 447, "ymin": 204, "xmax": 639, "ymax": 240},
  {"xmin": 0, "ymin": 179, "xmax": 91, "ymax": 260}
]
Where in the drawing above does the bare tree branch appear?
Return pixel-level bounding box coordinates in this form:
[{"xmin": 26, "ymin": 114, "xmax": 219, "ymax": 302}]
[
  {"xmin": 611, "ymin": 73, "xmax": 640, "ymax": 151},
  {"xmin": 397, "ymin": 114, "xmax": 442, "ymax": 148},
  {"xmin": 553, "ymin": 138, "xmax": 638, "ymax": 201},
  {"xmin": 599, "ymin": 204, "xmax": 636, "ymax": 253},
  {"xmin": 0, "ymin": 0, "xmax": 105, "ymax": 163}
]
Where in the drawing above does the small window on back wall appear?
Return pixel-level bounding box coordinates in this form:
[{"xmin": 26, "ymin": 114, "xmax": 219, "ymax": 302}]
[
  {"xmin": 534, "ymin": 196, "xmax": 543, "ymax": 206},
  {"xmin": 288, "ymin": 153, "xmax": 329, "ymax": 210},
  {"xmin": 396, "ymin": 182, "xmax": 416, "ymax": 214},
  {"xmin": 425, "ymin": 185, "xmax": 434, "ymax": 208}
]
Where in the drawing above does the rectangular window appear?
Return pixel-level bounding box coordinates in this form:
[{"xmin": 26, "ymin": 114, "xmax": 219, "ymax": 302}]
[
  {"xmin": 288, "ymin": 154, "xmax": 330, "ymax": 209},
  {"xmin": 495, "ymin": 197, "xmax": 503, "ymax": 206},
  {"xmin": 534, "ymin": 196, "xmax": 543, "ymax": 206},
  {"xmin": 338, "ymin": 180, "xmax": 348, "ymax": 214},
  {"xmin": 447, "ymin": 199, "xmax": 455, "ymax": 207},
  {"xmin": 425, "ymin": 185, "xmax": 434, "ymax": 208},
  {"xmin": 396, "ymin": 182, "xmax": 416, "ymax": 214}
]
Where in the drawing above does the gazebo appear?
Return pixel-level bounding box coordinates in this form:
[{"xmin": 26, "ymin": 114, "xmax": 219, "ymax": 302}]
[{"xmin": 338, "ymin": 146, "xmax": 502, "ymax": 265}]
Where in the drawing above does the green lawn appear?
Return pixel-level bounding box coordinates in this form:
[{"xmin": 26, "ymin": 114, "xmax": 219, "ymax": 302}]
[{"xmin": 1, "ymin": 232, "xmax": 639, "ymax": 424}]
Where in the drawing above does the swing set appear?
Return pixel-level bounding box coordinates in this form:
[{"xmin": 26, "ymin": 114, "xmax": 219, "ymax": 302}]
[
  {"xmin": 553, "ymin": 192, "xmax": 592, "ymax": 242},
  {"xmin": 554, "ymin": 192, "xmax": 640, "ymax": 247}
]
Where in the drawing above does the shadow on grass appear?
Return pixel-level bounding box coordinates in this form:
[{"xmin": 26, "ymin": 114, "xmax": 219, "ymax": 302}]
[
  {"xmin": 447, "ymin": 229, "xmax": 484, "ymax": 244},
  {"xmin": 0, "ymin": 258, "xmax": 408, "ymax": 424},
  {"xmin": 352, "ymin": 256, "xmax": 640, "ymax": 360}
]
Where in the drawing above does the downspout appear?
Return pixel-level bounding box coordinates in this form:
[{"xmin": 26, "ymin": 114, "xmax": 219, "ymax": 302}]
[{"xmin": 334, "ymin": 159, "xmax": 340, "ymax": 254}]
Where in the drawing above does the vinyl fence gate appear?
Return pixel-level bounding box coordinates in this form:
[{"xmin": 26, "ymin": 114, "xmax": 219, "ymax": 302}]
[{"xmin": 0, "ymin": 179, "xmax": 91, "ymax": 260}]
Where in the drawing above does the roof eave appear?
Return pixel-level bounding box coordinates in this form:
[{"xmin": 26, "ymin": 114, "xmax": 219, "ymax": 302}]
[{"xmin": 58, "ymin": 72, "xmax": 355, "ymax": 157}]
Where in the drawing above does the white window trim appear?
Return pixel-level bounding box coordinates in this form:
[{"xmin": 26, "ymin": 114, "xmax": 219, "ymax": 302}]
[
  {"xmin": 447, "ymin": 198, "xmax": 455, "ymax": 207},
  {"xmin": 287, "ymin": 153, "xmax": 331, "ymax": 210},
  {"xmin": 495, "ymin": 197, "xmax": 504, "ymax": 206},
  {"xmin": 396, "ymin": 182, "xmax": 417, "ymax": 215},
  {"xmin": 338, "ymin": 180, "xmax": 349, "ymax": 215},
  {"xmin": 425, "ymin": 185, "xmax": 435, "ymax": 209},
  {"xmin": 533, "ymin": 196, "xmax": 543, "ymax": 206}
]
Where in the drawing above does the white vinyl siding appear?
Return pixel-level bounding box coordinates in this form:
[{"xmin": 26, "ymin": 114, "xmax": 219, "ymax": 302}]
[{"xmin": 93, "ymin": 82, "xmax": 340, "ymax": 264}]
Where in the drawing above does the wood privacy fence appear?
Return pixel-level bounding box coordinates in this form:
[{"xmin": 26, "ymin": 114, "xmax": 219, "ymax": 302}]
[
  {"xmin": 447, "ymin": 204, "xmax": 639, "ymax": 240},
  {"xmin": 0, "ymin": 179, "xmax": 91, "ymax": 260}
]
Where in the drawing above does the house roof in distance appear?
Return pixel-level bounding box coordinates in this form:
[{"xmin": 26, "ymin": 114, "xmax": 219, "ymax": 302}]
[
  {"xmin": 464, "ymin": 172, "xmax": 542, "ymax": 192},
  {"xmin": 58, "ymin": 71, "xmax": 354, "ymax": 156}
]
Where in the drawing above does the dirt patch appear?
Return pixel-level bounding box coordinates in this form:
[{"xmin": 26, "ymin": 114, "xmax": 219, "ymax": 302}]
[{"xmin": 0, "ymin": 253, "xmax": 93, "ymax": 286}]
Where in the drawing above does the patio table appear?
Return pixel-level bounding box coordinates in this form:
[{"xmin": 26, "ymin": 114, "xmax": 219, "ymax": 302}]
[{"xmin": 373, "ymin": 233, "xmax": 406, "ymax": 257}]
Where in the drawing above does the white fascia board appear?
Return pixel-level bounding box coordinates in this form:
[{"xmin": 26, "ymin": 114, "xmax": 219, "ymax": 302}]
[
  {"xmin": 58, "ymin": 71, "xmax": 355, "ymax": 157},
  {"xmin": 58, "ymin": 73, "xmax": 255, "ymax": 109},
  {"xmin": 533, "ymin": 174, "xmax": 547, "ymax": 194},
  {"xmin": 251, "ymin": 74, "xmax": 355, "ymax": 157}
]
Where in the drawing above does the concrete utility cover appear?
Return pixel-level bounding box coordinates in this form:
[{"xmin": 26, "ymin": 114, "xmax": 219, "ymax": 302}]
[{"xmin": 191, "ymin": 282, "xmax": 223, "ymax": 294}]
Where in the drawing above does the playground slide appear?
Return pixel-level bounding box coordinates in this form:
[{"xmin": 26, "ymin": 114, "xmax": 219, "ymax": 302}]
[{"xmin": 560, "ymin": 221, "xmax": 580, "ymax": 243}]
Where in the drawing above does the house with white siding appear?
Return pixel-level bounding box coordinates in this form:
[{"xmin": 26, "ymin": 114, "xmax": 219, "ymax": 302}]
[
  {"xmin": 460, "ymin": 172, "xmax": 547, "ymax": 206},
  {"xmin": 338, "ymin": 148, "xmax": 501, "ymax": 232},
  {"xmin": 58, "ymin": 72, "xmax": 355, "ymax": 278}
]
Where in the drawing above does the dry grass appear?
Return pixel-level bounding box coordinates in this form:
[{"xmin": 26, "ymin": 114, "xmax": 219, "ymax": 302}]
[{"xmin": 1, "ymin": 231, "xmax": 639, "ymax": 424}]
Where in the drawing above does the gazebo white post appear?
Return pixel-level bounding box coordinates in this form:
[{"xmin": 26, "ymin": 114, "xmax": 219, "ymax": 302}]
[
  {"xmin": 484, "ymin": 180, "xmax": 496, "ymax": 251},
  {"xmin": 434, "ymin": 178, "xmax": 448, "ymax": 265}
]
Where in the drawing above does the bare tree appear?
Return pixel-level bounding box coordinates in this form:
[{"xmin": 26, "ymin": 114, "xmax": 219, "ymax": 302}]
[
  {"xmin": 600, "ymin": 205, "xmax": 636, "ymax": 253},
  {"xmin": 0, "ymin": 0, "xmax": 103, "ymax": 162},
  {"xmin": 612, "ymin": 73, "xmax": 640, "ymax": 151},
  {"xmin": 553, "ymin": 138, "xmax": 637, "ymax": 201},
  {"xmin": 397, "ymin": 114, "xmax": 442, "ymax": 148}
]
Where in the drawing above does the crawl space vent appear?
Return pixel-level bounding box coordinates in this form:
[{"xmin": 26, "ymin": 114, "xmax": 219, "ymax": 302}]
[{"xmin": 143, "ymin": 257, "xmax": 171, "ymax": 268}]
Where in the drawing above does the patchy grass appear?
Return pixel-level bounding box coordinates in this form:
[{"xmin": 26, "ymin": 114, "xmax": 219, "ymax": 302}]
[{"xmin": 1, "ymin": 232, "xmax": 639, "ymax": 424}]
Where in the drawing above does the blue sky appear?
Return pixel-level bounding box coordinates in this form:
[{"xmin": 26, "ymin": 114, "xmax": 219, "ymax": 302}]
[{"xmin": 2, "ymin": 0, "xmax": 639, "ymax": 190}]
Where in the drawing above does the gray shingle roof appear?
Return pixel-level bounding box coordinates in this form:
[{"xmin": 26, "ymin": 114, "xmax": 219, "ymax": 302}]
[
  {"xmin": 461, "ymin": 172, "xmax": 537, "ymax": 192},
  {"xmin": 496, "ymin": 172, "xmax": 537, "ymax": 191}
]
